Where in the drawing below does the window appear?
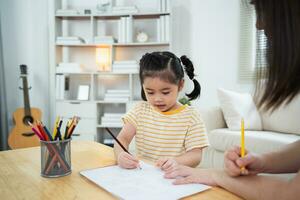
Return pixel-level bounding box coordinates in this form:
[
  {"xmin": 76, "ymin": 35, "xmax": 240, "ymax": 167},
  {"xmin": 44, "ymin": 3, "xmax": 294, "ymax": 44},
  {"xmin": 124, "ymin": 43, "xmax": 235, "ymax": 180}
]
[{"xmin": 238, "ymin": 1, "xmax": 267, "ymax": 82}]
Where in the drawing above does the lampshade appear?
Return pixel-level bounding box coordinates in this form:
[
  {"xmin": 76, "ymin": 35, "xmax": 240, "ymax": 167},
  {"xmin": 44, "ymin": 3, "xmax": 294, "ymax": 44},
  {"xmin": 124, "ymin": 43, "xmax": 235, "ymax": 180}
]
[{"xmin": 96, "ymin": 46, "xmax": 111, "ymax": 71}]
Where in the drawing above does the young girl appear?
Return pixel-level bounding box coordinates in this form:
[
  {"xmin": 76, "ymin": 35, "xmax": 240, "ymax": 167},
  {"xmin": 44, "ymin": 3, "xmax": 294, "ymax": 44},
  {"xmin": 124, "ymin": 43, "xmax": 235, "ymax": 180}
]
[{"xmin": 114, "ymin": 51, "xmax": 209, "ymax": 171}]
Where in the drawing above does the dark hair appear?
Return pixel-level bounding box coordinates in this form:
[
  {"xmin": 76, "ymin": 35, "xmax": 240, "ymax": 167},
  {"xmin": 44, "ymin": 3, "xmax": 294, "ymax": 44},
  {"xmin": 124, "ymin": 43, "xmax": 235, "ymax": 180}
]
[
  {"xmin": 139, "ymin": 51, "xmax": 201, "ymax": 101},
  {"xmin": 253, "ymin": 0, "xmax": 300, "ymax": 111}
]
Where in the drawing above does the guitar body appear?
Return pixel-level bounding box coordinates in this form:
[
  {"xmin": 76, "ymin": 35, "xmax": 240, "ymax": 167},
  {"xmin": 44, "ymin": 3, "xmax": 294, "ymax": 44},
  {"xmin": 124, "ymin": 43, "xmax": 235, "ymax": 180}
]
[{"xmin": 8, "ymin": 107, "xmax": 42, "ymax": 149}]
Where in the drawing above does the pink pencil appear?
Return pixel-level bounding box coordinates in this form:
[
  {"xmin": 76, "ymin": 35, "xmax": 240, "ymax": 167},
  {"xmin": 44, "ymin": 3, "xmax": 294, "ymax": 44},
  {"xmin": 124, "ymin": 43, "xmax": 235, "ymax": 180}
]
[{"xmin": 28, "ymin": 121, "xmax": 44, "ymax": 140}]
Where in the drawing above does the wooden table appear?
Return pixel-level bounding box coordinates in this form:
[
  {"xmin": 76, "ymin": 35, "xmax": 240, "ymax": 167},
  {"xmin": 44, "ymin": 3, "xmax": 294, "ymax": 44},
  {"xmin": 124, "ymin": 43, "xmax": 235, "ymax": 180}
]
[{"xmin": 0, "ymin": 141, "xmax": 242, "ymax": 200}]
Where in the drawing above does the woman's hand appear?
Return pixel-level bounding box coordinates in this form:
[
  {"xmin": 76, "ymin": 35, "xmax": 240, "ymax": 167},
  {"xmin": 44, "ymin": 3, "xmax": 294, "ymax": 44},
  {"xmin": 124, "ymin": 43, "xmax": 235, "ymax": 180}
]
[
  {"xmin": 224, "ymin": 146, "xmax": 265, "ymax": 176},
  {"xmin": 164, "ymin": 165, "xmax": 218, "ymax": 186},
  {"xmin": 117, "ymin": 151, "xmax": 140, "ymax": 169}
]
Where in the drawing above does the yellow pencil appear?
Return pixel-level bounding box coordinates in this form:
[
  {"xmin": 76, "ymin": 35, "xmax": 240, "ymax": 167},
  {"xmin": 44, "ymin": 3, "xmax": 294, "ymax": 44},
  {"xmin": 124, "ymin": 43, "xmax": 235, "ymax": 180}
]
[
  {"xmin": 241, "ymin": 118, "xmax": 245, "ymax": 171},
  {"xmin": 52, "ymin": 116, "xmax": 60, "ymax": 138}
]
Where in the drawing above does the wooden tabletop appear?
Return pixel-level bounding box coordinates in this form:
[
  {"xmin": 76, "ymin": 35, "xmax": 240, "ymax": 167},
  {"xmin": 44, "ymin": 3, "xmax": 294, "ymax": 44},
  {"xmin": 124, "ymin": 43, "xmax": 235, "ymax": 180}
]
[{"xmin": 0, "ymin": 141, "xmax": 242, "ymax": 200}]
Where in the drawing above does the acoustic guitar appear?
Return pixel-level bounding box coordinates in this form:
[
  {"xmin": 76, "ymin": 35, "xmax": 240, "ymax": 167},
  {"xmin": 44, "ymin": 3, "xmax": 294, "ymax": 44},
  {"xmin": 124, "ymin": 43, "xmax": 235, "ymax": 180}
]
[{"xmin": 8, "ymin": 65, "xmax": 42, "ymax": 149}]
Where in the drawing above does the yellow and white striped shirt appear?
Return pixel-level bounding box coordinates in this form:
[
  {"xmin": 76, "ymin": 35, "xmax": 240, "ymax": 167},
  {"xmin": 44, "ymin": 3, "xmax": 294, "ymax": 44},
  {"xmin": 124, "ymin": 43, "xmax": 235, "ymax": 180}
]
[{"xmin": 123, "ymin": 101, "xmax": 209, "ymax": 162}]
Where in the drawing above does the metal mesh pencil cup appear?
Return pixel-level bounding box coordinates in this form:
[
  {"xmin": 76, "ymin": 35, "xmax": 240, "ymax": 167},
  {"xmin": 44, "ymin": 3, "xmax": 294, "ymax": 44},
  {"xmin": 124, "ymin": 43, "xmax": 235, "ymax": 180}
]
[{"xmin": 40, "ymin": 138, "xmax": 72, "ymax": 178}]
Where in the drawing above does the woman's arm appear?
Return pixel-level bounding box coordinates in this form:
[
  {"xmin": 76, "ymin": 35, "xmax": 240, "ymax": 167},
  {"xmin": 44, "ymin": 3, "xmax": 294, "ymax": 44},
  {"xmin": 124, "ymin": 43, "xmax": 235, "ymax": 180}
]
[
  {"xmin": 212, "ymin": 170, "xmax": 300, "ymax": 200},
  {"xmin": 262, "ymin": 140, "xmax": 300, "ymax": 173},
  {"xmin": 170, "ymin": 167, "xmax": 300, "ymax": 200}
]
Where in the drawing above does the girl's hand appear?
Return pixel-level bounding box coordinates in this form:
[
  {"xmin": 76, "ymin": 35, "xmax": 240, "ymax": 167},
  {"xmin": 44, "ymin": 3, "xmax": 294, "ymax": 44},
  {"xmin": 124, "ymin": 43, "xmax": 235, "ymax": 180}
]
[
  {"xmin": 156, "ymin": 157, "xmax": 178, "ymax": 171},
  {"xmin": 117, "ymin": 152, "xmax": 140, "ymax": 169},
  {"xmin": 224, "ymin": 146, "xmax": 265, "ymax": 176},
  {"xmin": 164, "ymin": 165, "xmax": 218, "ymax": 186}
]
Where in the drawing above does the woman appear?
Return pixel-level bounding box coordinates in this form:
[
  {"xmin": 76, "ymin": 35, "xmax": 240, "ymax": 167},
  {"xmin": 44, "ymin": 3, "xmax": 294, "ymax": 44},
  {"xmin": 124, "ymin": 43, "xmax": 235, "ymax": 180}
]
[{"xmin": 163, "ymin": 1, "xmax": 300, "ymax": 200}]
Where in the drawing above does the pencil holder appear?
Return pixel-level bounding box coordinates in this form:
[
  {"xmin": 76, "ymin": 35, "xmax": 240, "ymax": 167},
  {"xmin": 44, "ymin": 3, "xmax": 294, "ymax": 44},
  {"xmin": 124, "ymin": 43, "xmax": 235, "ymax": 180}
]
[{"xmin": 40, "ymin": 138, "xmax": 72, "ymax": 178}]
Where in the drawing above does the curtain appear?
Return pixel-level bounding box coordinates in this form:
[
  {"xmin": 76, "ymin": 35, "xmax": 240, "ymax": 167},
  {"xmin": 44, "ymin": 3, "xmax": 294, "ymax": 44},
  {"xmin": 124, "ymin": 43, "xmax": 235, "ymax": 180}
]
[
  {"xmin": 238, "ymin": 1, "xmax": 256, "ymax": 81},
  {"xmin": 0, "ymin": 15, "xmax": 9, "ymax": 151}
]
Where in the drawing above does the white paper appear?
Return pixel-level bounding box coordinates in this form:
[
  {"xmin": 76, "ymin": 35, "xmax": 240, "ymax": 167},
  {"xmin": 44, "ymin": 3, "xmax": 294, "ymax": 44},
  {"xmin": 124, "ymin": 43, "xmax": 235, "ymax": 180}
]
[{"xmin": 80, "ymin": 161, "xmax": 210, "ymax": 200}]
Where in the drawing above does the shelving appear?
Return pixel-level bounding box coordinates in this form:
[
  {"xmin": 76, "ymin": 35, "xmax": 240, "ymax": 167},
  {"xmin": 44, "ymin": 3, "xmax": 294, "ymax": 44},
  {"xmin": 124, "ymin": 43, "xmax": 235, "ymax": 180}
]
[
  {"xmin": 56, "ymin": 42, "xmax": 170, "ymax": 47},
  {"xmin": 49, "ymin": 0, "xmax": 171, "ymax": 145}
]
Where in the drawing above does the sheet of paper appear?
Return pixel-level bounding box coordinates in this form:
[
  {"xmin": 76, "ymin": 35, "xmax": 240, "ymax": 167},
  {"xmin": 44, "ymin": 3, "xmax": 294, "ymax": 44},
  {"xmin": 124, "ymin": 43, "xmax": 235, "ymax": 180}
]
[{"xmin": 80, "ymin": 161, "xmax": 210, "ymax": 200}]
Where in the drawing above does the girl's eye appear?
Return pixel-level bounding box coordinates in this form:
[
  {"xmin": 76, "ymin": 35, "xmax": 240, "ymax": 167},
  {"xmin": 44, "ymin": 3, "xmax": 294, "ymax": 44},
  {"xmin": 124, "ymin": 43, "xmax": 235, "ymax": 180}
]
[
  {"xmin": 162, "ymin": 92, "xmax": 170, "ymax": 95},
  {"xmin": 147, "ymin": 92, "xmax": 154, "ymax": 95}
]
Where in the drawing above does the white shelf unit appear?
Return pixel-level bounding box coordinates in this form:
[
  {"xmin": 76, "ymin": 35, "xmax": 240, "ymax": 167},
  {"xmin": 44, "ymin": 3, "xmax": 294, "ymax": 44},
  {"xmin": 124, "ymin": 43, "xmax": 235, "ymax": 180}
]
[{"xmin": 48, "ymin": 0, "xmax": 171, "ymax": 145}]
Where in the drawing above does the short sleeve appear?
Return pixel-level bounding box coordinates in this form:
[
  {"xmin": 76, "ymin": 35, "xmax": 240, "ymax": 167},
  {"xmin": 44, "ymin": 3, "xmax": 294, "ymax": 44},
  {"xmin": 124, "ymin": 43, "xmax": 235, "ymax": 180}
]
[
  {"xmin": 122, "ymin": 102, "xmax": 143, "ymax": 128},
  {"xmin": 184, "ymin": 113, "xmax": 209, "ymax": 152}
]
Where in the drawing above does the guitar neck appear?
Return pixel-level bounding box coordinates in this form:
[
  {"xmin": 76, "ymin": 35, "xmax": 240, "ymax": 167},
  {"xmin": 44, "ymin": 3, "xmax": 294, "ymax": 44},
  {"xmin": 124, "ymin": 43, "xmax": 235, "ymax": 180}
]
[{"xmin": 22, "ymin": 76, "xmax": 31, "ymax": 116}]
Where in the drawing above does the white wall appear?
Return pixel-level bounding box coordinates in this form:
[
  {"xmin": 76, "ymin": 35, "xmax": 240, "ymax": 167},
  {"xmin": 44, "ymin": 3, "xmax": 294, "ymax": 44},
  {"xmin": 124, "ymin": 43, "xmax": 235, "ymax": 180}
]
[
  {"xmin": 172, "ymin": 0, "xmax": 254, "ymax": 108},
  {"xmin": 0, "ymin": 0, "xmax": 254, "ymax": 130},
  {"xmin": 0, "ymin": 0, "xmax": 50, "ymax": 128}
]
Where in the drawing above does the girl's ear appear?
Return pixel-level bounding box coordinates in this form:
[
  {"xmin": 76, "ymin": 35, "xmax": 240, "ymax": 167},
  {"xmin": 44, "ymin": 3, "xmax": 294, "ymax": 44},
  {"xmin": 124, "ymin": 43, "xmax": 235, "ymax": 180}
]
[{"xmin": 178, "ymin": 79, "xmax": 184, "ymax": 91}]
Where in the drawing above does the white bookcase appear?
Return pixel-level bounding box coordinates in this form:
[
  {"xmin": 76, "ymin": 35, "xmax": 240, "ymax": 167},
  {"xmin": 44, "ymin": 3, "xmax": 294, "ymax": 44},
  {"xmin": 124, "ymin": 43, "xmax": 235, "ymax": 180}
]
[{"xmin": 48, "ymin": 0, "xmax": 171, "ymax": 145}]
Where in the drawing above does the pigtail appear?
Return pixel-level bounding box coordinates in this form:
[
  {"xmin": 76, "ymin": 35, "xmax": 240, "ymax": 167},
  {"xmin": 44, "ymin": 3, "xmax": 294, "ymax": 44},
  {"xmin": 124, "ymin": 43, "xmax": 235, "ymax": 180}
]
[{"xmin": 180, "ymin": 55, "xmax": 201, "ymax": 100}]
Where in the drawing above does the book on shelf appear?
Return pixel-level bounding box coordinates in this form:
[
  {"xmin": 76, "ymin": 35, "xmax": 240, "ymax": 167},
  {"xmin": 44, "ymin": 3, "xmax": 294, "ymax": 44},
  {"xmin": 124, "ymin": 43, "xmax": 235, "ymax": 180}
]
[
  {"xmin": 112, "ymin": 6, "xmax": 138, "ymax": 14},
  {"xmin": 101, "ymin": 113, "xmax": 124, "ymax": 126},
  {"xmin": 56, "ymin": 9, "xmax": 80, "ymax": 15},
  {"xmin": 55, "ymin": 74, "xmax": 65, "ymax": 100},
  {"xmin": 126, "ymin": 16, "xmax": 133, "ymax": 43},
  {"xmin": 103, "ymin": 97, "xmax": 129, "ymax": 102},
  {"xmin": 112, "ymin": 68, "xmax": 139, "ymax": 73},
  {"xmin": 56, "ymin": 36, "xmax": 85, "ymax": 45},
  {"xmin": 113, "ymin": 60, "xmax": 137, "ymax": 65},
  {"xmin": 57, "ymin": 36, "xmax": 85, "ymax": 41},
  {"xmin": 118, "ymin": 17, "xmax": 133, "ymax": 43},
  {"xmin": 56, "ymin": 63, "xmax": 82, "ymax": 73},
  {"xmin": 103, "ymin": 138, "xmax": 114, "ymax": 146},
  {"xmin": 103, "ymin": 113, "xmax": 125, "ymax": 118},
  {"xmin": 157, "ymin": 18, "xmax": 161, "ymax": 42},
  {"xmin": 94, "ymin": 36, "xmax": 117, "ymax": 44},
  {"xmin": 157, "ymin": 15, "xmax": 170, "ymax": 42},
  {"xmin": 105, "ymin": 93, "xmax": 130, "ymax": 98},
  {"xmin": 106, "ymin": 89, "xmax": 130, "ymax": 94},
  {"xmin": 101, "ymin": 118, "xmax": 122, "ymax": 124},
  {"xmin": 165, "ymin": 15, "xmax": 170, "ymax": 41},
  {"xmin": 118, "ymin": 17, "xmax": 126, "ymax": 43},
  {"xmin": 112, "ymin": 66, "xmax": 139, "ymax": 73},
  {"xmin": 103, "ymin": 90, "xmax": 131, "ymax": 101},
  {"xmin": 101, "ymin": 122, "xmax": 123, "ymax": 127},
  {"xmin": 160, "ymin": 16, "xmax": 165, "ymax": 42},
  {"xmin": 104, "ymin": 93, "xmax": 130, "ymax": 99},
  {"xmin": 112, "ymin": 60, "xmax": 139, "ymax": 73}
]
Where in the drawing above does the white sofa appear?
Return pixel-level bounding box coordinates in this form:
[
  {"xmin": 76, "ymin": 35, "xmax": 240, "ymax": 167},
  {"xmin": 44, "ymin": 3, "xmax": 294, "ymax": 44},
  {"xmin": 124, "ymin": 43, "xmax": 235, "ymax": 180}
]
[{"xmin": 199, "ymin": 106, "xmax": 300, "ymax": 170}]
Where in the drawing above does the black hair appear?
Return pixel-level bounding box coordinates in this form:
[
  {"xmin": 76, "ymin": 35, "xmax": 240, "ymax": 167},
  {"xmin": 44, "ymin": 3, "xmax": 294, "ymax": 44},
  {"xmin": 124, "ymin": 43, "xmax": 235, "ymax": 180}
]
[
  {"xmin": 139, "ymin": 51, "xmax": 201, "ymax": 101},
  {"xmin": 252, "ymin": 0, "xmax": 300, "ymax": 111}
]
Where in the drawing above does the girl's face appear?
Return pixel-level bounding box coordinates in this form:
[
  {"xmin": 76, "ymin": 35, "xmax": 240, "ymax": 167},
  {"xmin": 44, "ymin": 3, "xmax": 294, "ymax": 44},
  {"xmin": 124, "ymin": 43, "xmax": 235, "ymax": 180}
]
[{"xmin": 143, "ymin": 77, "xmax": 184, "ymax": 112}]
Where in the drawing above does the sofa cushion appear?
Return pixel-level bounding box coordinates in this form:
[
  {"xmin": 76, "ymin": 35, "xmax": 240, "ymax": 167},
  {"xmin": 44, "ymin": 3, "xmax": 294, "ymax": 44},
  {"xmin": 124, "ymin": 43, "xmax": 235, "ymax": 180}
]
[
  {"xmin": 260, "ymin": 94, "xmax": 300, "ymax": 135},
  {"xmin": 199, "ymin": 107, "xmax": 226, "ymax": 132},
  {"xmin": 217, "ymin": 88, "xmax": 262, "ymax": 131},
  {"xmin": 208, "ymin": 128, "xmax": 300, "ymax": 154}
]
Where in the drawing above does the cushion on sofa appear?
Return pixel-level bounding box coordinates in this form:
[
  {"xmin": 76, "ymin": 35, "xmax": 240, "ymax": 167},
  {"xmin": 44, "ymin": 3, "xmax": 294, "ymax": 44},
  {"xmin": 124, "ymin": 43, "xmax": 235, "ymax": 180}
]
[
  {"xmin": 260, "ymin": 94, "xmax": 300, "ymax": 135},
  {"xmin": 208, "ymin": 128, "xmax": 300, "ymax": 154},
  {"xmin": 217, "ymin": 88, "xmax": 262, "ymax": 131}
]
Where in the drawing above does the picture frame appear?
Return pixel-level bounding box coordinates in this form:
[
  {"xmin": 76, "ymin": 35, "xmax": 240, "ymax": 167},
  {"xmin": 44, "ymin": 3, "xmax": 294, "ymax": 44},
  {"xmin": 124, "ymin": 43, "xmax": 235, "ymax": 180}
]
[{"xmin": 77, "ymin": 85, "xmax": 90, "ymax": 100}]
